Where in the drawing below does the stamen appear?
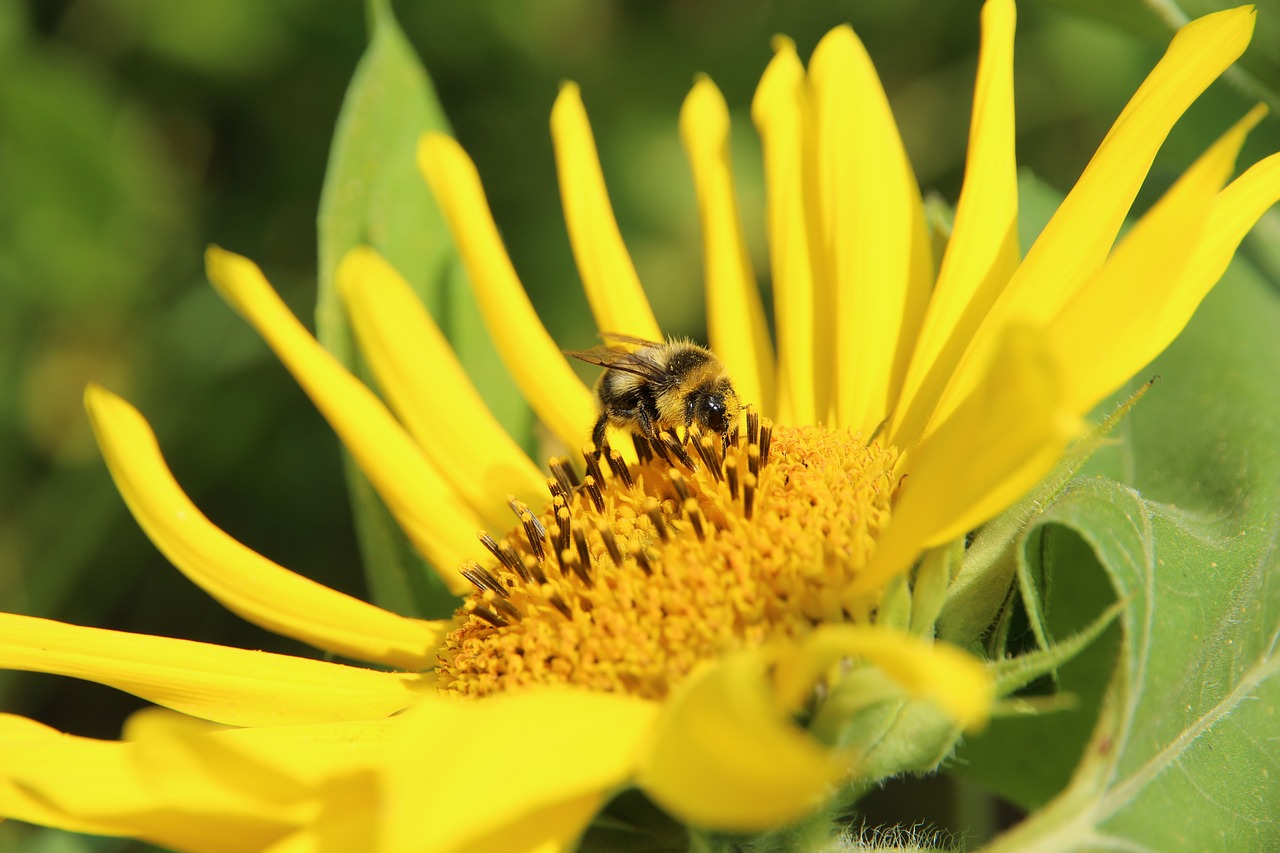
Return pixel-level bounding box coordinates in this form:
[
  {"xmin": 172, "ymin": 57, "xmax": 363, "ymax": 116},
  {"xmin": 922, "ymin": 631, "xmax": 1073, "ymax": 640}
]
[
  {"xmin": 598, "ymin": 522, "xmax": 624, "ymax": 566},
  {"xmin": 563, "ymin": 547, "xmax": 592, "ymax": 587},
  {"xmin": 555, "ymin": 507, "xmax": 572, "ymax": 566},
  {"xmin": 524, "ymin": 554, "xmax": 548, "ymax": 585},
  {"xmin": 582, "ymin": 444, "xmax": 606, "ymax": 486},
  {"xmin": 547, "ymin": 475, "xmax": 567, "ymax": 502},
  {"xmin": 583, "ymin": 474, "xmax": 606, "ymax": 512},
  {"xmin": 490, "ymin": 595, "xmax": 523, "ymax": 623},
  {"xmin": 647, "ymin": 432, "xmax": 673, "ymax": 465},
  {"xmin": 746, "ymin": 408, "xmax": 760, "ymax": 447},
  {"xmin": 683, "ymin": 498, "xmax": 706, "ymax": 541},
  {"xmin": 694, "ymin": 434, "xmax": 724, "ymax": 481},
  {"xmin": 748, "ymin": 444, "xmax": 761, "ymax": 478},
  {"xmin": 607, "ymin": 449, "xmax": 634, "ymax": 489},
  {"xmin": 743, "ymin": 471, "xmax": 757, "ymax": 520},
  {"xmin": 469, "ymin": 603, "xmax": 508, "ymax": 628},
  {"xmin": 477, "ymin": 532, "xmax": 526, "ymax": 579},
  {"xmin": 660, "ymin": 430, "xmax": 697, "ymax": 471},
  {"xmin": 632, "ymin": 434, "xmax": 655, "ymax": 464},
  {"xmin": 519, "ymin": 509, "xmax": 546, "ymax": 560},
  {"xmin": 668, "ymin": 468, "xmax": 690, "ymax": 503},
  {"xmin": 460, "ymin": 561, "xmax": 507, "ymax": 596},
  {"xmin": 632, "ymin": 544, "xmax": 654, "ymax": 576},
  {"xmin": 573, "ymin": 527, "xmax": 593, "ymax": 571},
  {"xmin": 759, "ymin": 418, "xmax": 774, "ymax": 467},
  {"xmin": 549, "ymin": 594, "xmax": 573, "ymax": 620},
  {"xmin": 550, "ymin": 457, "xmax": 580, "ymax": 495},
  {"xmin": 725, "ymin": 455, "xmax": 739, "ymax": 500},
  {"xmin": 645, "ymin": 498, "xmax": 669, "ymax": 541}
]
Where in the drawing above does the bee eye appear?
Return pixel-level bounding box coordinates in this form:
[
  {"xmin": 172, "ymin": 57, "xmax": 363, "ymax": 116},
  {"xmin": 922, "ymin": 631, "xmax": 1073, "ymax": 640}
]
[{"xmin": 702, "ymin": 396, "xmax": 728, "ymax": 433}]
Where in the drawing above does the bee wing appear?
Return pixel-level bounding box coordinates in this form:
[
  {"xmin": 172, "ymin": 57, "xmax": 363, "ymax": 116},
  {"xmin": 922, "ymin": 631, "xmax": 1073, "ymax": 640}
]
[
  {"xmin": 564, "ymin": 344, "xmax": 667, "ymax": 381},
  {"xmin": 598, "ymin": 331, "xmax": 665, "ymax": 349}
]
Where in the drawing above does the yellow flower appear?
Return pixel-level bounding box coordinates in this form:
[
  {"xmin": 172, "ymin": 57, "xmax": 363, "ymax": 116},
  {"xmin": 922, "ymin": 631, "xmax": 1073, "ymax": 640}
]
[{"xmin": 3, "ymin": 2, "xmax": 1278, "ymax": 850}]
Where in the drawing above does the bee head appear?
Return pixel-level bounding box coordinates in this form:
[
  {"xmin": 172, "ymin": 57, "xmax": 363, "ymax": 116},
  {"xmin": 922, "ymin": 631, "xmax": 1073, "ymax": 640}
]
[{"xmin": 687, "ymin": 380, "xmax": 740, "ymax": 436}]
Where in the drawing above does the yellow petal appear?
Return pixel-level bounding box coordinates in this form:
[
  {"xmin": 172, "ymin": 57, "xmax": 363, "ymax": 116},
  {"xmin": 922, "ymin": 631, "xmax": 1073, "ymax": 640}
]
[
  {"xmin": 1188, "ymin": 149, "xmax": 1280, "ymax": 289},
  {"xmin": 773, "ymin": 625, "xmax": 993, "ymax": 732},
  {"xmin": 338, "ymin": 246, "xmax": 546, "ymax": 528},
  {"xmin": 204, "ymin": 247, "xmax": 480, "ymax": 596},
  {"xmin": 0, "ymin": 714, "xmax": 166, "ymax": 843},
  {"xmin": 387, "ymin": 690, "xmax": 658, "ymax": 852},
  {"xmin": 125, "ymin": 693, "xmax": 645, "ymax": 853},
  {"xmin": 856, "ymin": 326, "xmax": 1081, "ymax": 597},
  {"xmin": 1047, "ymin": 105, "xmax": 1261, "ymax": 415},
  {"xmin": 125, "ymin": 710, "xmax": 395, "ymax": 791},
  {"xmin": 809, "ymin": 24, "xmax": 932, "ymax": 435},
  {"xmin": 637, "ymin": 650, "xmax": 851, "ymax": 832},
  {"xmin": 752, "ymin": 37, "xmax": 825, "ymax": 425},
  {"xmin": 418, "ymin": 133, "xmax": 596, "ymax": 450},
  {"xmin": 890, "ymin": 0, "xmax": 1019, "ymax": 447},
  {"xmin": 679, "ymin": 76, "xmax": 776, "ymax": 416},
  {"xmin": 0, "ymin": 712, "xmax": 398, "ymax": 852},
  {"xmin": 85, "ymin": 383, "xmax": 451, "ymax": 667},
  {"xmin": 928, "ymin": 6, "xmax": 1256, "ymax": 434},
  {"xmin": 551, "ymin": 83, "xmax": 663, "ymax": 342},
  {"xmin": 0, "ymin": 613, "xmax": 433, "ymax": 727}
]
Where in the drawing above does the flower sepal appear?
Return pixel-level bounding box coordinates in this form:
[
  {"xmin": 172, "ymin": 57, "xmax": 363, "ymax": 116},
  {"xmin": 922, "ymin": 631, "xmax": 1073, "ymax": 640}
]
[
  {"xmin": 817, "ymin": 673, "xmax": 974, "ymax": 781},
  {"xmin": 615, "ymin": 626, "xmax": 992, "ymax": 851}
]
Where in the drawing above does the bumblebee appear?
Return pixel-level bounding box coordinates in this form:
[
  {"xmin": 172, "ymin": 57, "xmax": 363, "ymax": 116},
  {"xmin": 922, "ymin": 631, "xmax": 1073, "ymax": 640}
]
[{"xmin": 567, "ymin": 333, "xmax": 741, "ymax": 451}]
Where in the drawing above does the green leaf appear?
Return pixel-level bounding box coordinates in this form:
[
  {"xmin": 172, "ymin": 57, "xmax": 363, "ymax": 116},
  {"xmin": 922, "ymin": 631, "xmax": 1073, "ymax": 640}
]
[
  {"xmin": 1042, "ymin": 0, "xmax": 1280, "ymax": 112},
  {"xmin": 959, "ymin": 223, "xmax": 1280, "ymax": 846},
  {"xmin": 315, "ymin": 1, "xmax": 532, "ymax": 619},
  {"xmin": 315, "ymin": 0, "xmax": 450, "ymax": 619}
]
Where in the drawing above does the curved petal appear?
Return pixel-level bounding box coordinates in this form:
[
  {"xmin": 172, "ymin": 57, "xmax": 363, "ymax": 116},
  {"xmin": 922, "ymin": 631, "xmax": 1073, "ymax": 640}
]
[
  {"xmin": 387, "ymin": 690, "xmax": 658, "ymax": 853},
  {"xmin": 124, "ymin": 710, "xmax": 396, "ymax": 791},
  {"xmin": 338, "ymin": 246, "xmax": 546, "ymax": 528},
  {"xmin": 928, "ymin": 6, "xmax": 1256, "ymax": 434},
  {"xmin": 856, "ymin": 326, "xmax": 1082, "ymax": 598},
  {"xmin": 752, "ymin": 37, "xmax": 825, "ymax": 425},
  {"xmin": 1047, "ymin": 105, "xmax": 1261, "ymax": 415},
  {"xmin": 773, "ymin": 624, "xmax": 993, "ymax": 731},
  {"xmin": 85, "ymin": 385, "xmax": 450, "ymax": 668},
  {"xmin": 204, "ymin": 248, "xmax": 479, "ymax": 596},
  {"xmin": 0, "ymin": 714, "xmax": 145, "ymax": 841},
  {"xmin": 1187, "ymin": 149, "xmax": 1280, "ymax": 289},
  {"xmin": 2, "ymin": 692, "xmax": 652, "ymax": 853},
  {"xmin": 551, "ymin": 83, "xmax": 663, "ymax": 342},
  {"xmin": 0, "ymin": 613, "xmax": 432, "ymax": 727},
  {"xmin": 418, "ymin": 133, "xmax": 596, "ymax": 450},
  {"xmin": 637, "ymin": 650, "xmax": 850, "ymax": 832},
  {"xmin": 0, "ymin": 713, "xmax": 280, "ymax": 851},
  {"xmin": 0, "ymin": 712, "xmax": 397, "ymax": 853},
  {"xmin": 809, "ymin": 24, "xmax": 932, "ymax": 435},
  {"xmin": 890, "ymin": 0, "xmax": 1019, "ymax": 447},
  {"xmin": 679, "ymin": 76, "xmax": 776, "ymax": 416}
]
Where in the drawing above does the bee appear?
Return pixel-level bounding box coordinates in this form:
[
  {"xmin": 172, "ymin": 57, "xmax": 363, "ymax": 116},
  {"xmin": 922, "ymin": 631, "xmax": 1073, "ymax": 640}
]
[{"xmin": 567, "ymin": 333, "xmax": 741, "ymax": 451}]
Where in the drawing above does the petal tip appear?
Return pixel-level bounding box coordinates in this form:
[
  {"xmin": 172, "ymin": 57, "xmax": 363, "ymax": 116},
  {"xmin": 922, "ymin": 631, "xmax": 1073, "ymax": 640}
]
[
  {"xmin": 769, "ymin": 34, "xmax": 797, "ymax": 56},
  {"xmin": 336, "ymin": 245, "xmax": 383, "ymax": 294}
]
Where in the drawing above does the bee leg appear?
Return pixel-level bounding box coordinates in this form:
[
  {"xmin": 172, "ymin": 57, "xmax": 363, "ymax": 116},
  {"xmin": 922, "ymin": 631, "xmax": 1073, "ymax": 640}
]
[
  {"xmin": 591, "ymin": 414, "xmax": 608, "ymax": 457},
  {"xmin": 635, "ymin": 405, "xmax": 658, "ymax": 444}
]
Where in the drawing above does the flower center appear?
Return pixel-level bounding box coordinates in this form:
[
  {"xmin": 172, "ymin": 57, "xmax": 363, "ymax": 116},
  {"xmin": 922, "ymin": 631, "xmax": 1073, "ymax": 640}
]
[{"xmin": 435, "ymin": 414, "xmax": 899, "ymax": 699}]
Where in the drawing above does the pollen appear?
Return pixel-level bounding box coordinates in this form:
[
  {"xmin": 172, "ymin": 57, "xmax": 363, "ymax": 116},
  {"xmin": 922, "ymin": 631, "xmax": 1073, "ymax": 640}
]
[{"xmin": 435, "ymin": 413, "xmax": 899, "ymax": 699}]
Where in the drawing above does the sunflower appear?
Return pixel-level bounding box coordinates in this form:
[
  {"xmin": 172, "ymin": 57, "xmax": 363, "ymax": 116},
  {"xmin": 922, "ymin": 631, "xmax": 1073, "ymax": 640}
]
[{"xmin": 2, "ymin": 2, "xmax": 1278, "ymax": 851}]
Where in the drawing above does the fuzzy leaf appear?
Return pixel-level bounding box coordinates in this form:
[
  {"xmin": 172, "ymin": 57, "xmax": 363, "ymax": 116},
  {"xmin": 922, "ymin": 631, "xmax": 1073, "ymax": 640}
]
[{"xmin": 958, "ymin": 175, "xmax": 1280, "ymax": 850}]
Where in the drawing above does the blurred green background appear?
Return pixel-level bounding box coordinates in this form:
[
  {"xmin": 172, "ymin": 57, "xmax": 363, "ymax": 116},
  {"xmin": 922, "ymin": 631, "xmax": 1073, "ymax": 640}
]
[{"xmin": 2, "ymin": 1, "xmax": 1278, "ymax": 850}]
